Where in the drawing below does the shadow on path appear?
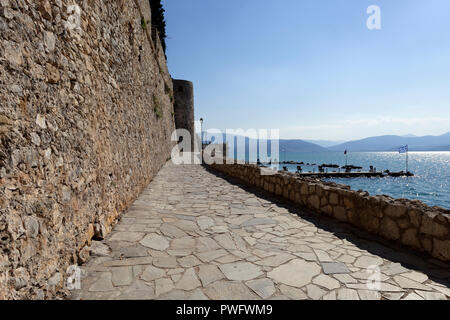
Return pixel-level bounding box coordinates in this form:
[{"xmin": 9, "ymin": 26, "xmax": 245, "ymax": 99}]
[{"xmin": 204, "ymin": 165, "xmax": 450, "ymax": 288}]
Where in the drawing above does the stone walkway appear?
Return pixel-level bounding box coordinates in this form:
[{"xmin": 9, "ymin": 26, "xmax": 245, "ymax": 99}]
[{"xmin": 72, "ymin": 162, "xmax": 450, "ymax": 300}]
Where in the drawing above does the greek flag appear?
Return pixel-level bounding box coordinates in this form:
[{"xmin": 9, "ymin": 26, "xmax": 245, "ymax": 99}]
[{"xmin": 398, "ymin": 145, "xmax": 408, "ymax": 154}]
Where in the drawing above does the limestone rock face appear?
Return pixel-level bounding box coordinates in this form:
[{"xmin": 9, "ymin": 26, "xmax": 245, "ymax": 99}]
[{"xmin": 0, "ymin": 0, "xmax": 176, "ymax": 299}]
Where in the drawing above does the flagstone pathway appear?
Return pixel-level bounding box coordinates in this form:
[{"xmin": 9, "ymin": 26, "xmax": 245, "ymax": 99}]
[{"xmin": 71, "ymin": 162, "xmax": 450, "ymax": 300}]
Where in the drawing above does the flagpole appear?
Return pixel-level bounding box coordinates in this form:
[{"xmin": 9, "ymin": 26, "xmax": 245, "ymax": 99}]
[{"xmin": 406, "ymin": 145, "xmax": 408, "ymax": 173}]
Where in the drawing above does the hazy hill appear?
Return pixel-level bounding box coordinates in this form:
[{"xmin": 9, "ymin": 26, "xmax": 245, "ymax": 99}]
[
  {"xmin": 216, "ymin": 135, "xmax": 329, "ymax": 154},
  {"xmin": 328, "ymin": 132, "xmax": 450, "ymax": 152},
  {"xmin": 279, "ymin": 140, "xmax": 330, "ymax": 152},
  {"xmin": 304, "ymin": 139, "xmax": 346, "ymax": 148}
]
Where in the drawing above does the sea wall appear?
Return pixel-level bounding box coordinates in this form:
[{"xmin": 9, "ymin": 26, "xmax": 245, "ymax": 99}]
[
  {"xmin": 208, "ymin": 161, "xmax": 450, "ymax": 262},
  {"xmin": 0, "ymin": 0, "xmax": 176, "ymax": 299}
]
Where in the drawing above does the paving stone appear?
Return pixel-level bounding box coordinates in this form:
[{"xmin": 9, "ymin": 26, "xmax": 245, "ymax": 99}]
[
  {"xmin": 214, "ymin": 233, "xmax": 237, "ymax": 250},
  {"xmin": 351, "ymin": 271, "xmax": 389, "ymax": 282},
  {"xmin": 313, "ymin": 249, "xmax": 334, "ymax": 263},
  {"xmin": 140, "ymin": 265, "xmax": 166, "ymax": 282},
  {"xmin": 306, "ymin": 284, "xmax": 327, "ymax": 300},
  {"xmin": 178, "ymin": 255, "xmax": 202, "ymax": 268},
  {"xmin": 176, "ymin": 268, "xmax": 201, "ymax": 291},
  {"xmin": 267, "ymin": 259, "xmax": 321, "ymax": 288},
  {"xmin": 312, "ymin": 274, "xmax": 340, "ymax": 290},
  {"xmin": 140, "ymin": 233, "xmax": 170, "ymax": 251},
  {"xmin": 381, "ymin": 263, "xmax": 409, "ymax": 276},
  {"xmin": 196, "ymin": 237, "xmax": 221, "ymax": 252},
  {"xmin": 168, "ymin": 249, "xmax": 193, "ymax": 257},
  {"xmin": 197, "ymin": 217, "xmax": 214, "ymax": 230},
  {"xmin": 216, "ymin": 254, "xmax": 242, "ymax": 264},
  {"xmin": 197, "ymin": 265, "xmax": 225, "ymax": 287},
  {"xmin": 196, "ymin": 249, "xmax": 228, "ymax": 262},
  {"xmin": 102, "ymin": 257, "xmax": 153, "ymax": 267},
  {"xmin": 88, "ymin": 273, "xmax": 115, "ymax": 292},
  {"xmin": 402, "ymin": 292, "xmax": 424, "ymax": 300},
  {"xmin": 161, "ymin": 224, "xmax": 187, "ymax": 238},
  {"xmin": 242, "ymin": 218, "xmax": 277, "ymax": 227},
  {"xmin": 246, "ymin": 278, "xmax": 276, "ymax": 299},
  {"xmin": 357, "ymin": 290, "xmax": 381, "ymax": 300},
  {"xmin": 174, "ymin": 220, "xmax": 199, "ymax": 232},
  {"xmin": 90, "ymin": 241, "xmax": 111, "ymax": 257},
  {"xmin": 278, "ymin": 284, "xmax": 307, "ymax": 300},
  {"xmin": 155, "ymin": 278, "xmax": 174, "ymax": 297},
  {"xmin": 415, "ymin": 290, "xmax": 447, "ymax": 300},
  {"xmin": 153, "ymin": 256, "xmax": 178, "ymax": 268},
  {"xmin": 189, "ymin": 289, "xmax": 209, "ymax": 300},
  {"xmin": 119, "ymin": 280, "xmax": 155, "ymax": 300},
  {"xmin": 204, "ymin": 281, "xmax": 259, "ymax": 300},
  {"xmin": 336, "ymin": 288, "xmax": 360, "ymax": 300},
  {"xmin": 337, "ymin": 254, "xmax": 356, "ymax": 264},
  {"xmin": 382, "ymin": 292, "xmax": 405, "ymax": 300},
  {"xmin": 293, "ymin": 252, "xmax": 317, "ymax": 261},
  {"xmin": 321, "ymin": 262, "xmax": 350, "ymax": 275},
  {"xmin": 171, "ymin": 236, "xmax": 197, "ymax": 250},
  {"xmin": 210, "ymin": 226, "xmax": 228, "ymax": 233},
  {"xmin": 108, "ymin": 232, "xmax": 145, "ymax": 242},
  {"xmin": 428, "ymin": 284, "xmax": 450, "ymax": 297},
  {"xmin": 229, "ymin": 215, "xmax": 253, "ymax": 226},
  {"xmin": 167, "ymin": 268, "xmax": 184, "ymax": 276},
  {"xmin": 220, "ymin": 262, "xmax": 263, "ymax": 281},
  {"xmin": 393, "ymin": 275, "xmax": 433, "ymax": 291},
  {"xmin": 111, "ymin": 267, "xmax": 133, "ymax": 287},
  {"xmin": 354, "ymin": 256, "xmax": 384, "ymax": 268},
  {"xmin": 333, "ymin": 274, "xmax": 357, "ymax": 284},
  {"xmin": 116, "ymin": 244, "xmax": 149, "ymax": 258},
  {"xmin": 254, "ymin": 253, "xmax": 294, "ymax": 267},
  {"xmin": 322, "ymin": 291, "xmax": 337, "ymax": 300},
  {"xmin": 401, "ymin": 271, "xmax": 428, "ymax": 283}
]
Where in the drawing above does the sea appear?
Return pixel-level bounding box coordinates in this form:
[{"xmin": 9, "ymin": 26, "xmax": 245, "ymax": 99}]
[{"xmin": 234, "ymin": 151, "xmax": 450, "ymax": 209}]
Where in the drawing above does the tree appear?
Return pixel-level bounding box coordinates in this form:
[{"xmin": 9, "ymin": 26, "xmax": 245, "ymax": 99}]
[{"xmin": 149, "ymin": 0, "xmax": 167, "ymax": 54}]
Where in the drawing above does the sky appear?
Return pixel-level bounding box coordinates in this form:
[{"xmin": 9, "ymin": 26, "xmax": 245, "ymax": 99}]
[{"xmin": 164, "ymin": 0, "xmax": 450, "ymax": 141}]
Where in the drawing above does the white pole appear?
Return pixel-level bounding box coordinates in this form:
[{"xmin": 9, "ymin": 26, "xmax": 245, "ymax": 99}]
[{"xmin": 406, "ymin": 145, "xmax": 409, "ymax": 173}]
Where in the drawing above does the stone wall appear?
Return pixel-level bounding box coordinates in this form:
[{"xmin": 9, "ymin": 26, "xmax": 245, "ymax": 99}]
[
  {"xmin": 0, "ymin": 0, "xmax": 176, "ymax": 299},
  {"xmin": 172, "ymin": 79, "xmax": 194, "ymax": 148},
  {"xmin": 208, "ymin": 161, "xmax": 450, "ymax": 262}
]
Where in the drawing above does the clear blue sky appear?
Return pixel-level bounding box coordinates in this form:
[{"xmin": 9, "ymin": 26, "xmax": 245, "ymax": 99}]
[{"xmin": 164, "ymin": 0, "xmax": 450, "ymax": 140}]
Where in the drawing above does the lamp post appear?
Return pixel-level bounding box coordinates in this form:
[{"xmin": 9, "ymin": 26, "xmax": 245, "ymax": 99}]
[
  {"xmin": 200, "ymin": 118, "xmax": 204, "ymax": 162},
  {"xmin": 200, "ymin": 118, "xmax": 203, "ymax": 145}
]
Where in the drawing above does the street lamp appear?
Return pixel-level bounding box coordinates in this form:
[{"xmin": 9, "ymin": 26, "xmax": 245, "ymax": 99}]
[{"xmin": 200, "ymin": 118, "xmax": 203, "ymax": 145}]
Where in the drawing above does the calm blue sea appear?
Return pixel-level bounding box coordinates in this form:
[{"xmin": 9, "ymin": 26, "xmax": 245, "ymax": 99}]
[{"xmin": 235, "ymin": 151, "xmax": 450, "ymax": 209}]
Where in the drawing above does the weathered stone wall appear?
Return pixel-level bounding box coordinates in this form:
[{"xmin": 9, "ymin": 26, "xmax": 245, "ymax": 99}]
[
  {"xmin": 172, "ymin": 79, "xmax": 194, "ymax": 148},
  {"xmin": 0, "ymin": 0, "xmax": 176, "ymax": 299},
  {"xmin": 208, "ymin": 161, "xmax": 450, "ymax": 262}
]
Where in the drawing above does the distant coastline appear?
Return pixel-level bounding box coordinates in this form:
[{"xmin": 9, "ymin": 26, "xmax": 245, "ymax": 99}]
[{"xmin": 223, "ymin": 131, "xmax": 450, "ymax": 153}]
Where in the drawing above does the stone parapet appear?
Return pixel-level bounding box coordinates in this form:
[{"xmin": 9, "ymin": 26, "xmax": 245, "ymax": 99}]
[{"xmin": 207, "ymin": 161, "xmax": 450, "ymax": 262}]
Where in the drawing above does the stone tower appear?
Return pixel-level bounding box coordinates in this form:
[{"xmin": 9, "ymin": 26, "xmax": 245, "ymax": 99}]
[{"xmin": 172, "ymin": 79, "xmax": 195, "ymax": 149}]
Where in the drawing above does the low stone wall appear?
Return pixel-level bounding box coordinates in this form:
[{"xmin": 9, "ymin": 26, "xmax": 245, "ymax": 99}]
[{"xmin": 208, "ymin": 161, "xmax": 450, "ymax": 262}]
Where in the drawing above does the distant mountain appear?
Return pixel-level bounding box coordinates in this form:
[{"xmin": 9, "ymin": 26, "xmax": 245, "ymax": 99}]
[
  {"xmin": 328, "ymin": 132, "xmax": 450, "ymax": 152},
  {"xmin": 279, "ymin": 140, "xmax": 330, "ymax": 152},
  {"xmin": 402, "ymin": 134, "xmax": 417, "ymax": 138},
  {"xmin": 304, "ymin": 139, "xmax": 346, "ymax": 148},
  {"xmin": 218, "ymin": 135, "xmax": 330, "ymax": 154}
]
